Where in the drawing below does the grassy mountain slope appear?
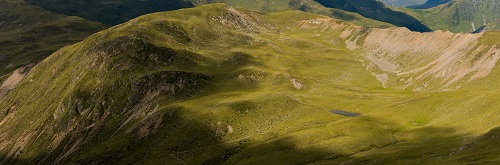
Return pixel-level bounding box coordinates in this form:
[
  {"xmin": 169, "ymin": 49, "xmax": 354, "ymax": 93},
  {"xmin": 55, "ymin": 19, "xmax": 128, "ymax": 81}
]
[
  {"xmin": 1, "ymin": 4, "xmax": 500, "ymax": 164},
  {"xmin": 404, "ymin": 0, "xmax": 500, "ymax": 33},
  {"xmin": 0, "ymin": 0, "xmax": 107, "ymax": 86}
]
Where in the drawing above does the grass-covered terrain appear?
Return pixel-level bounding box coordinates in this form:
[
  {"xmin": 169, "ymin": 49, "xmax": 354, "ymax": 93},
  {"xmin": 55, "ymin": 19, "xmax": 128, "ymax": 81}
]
[
  {"xmin": 403, "ymin": 0, "xmax": 500, "ymax": 33},
  {"xmin": 0, "ymin": 0, "xmax": 107, "ymax": 81},
  {"xmin": 0, "ymin": 3, "xmax": 499, "ymax": 164}
]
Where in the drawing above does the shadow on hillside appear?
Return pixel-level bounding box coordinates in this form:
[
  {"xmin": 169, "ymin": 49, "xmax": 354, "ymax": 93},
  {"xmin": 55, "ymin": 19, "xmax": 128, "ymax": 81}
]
[
  {"xmin": 62, "ymin": 111, "xmax": 498, "ymax": 164},
  {"xmin": 313, "ymin": 0, "xmax": 432, "ymax": 32},
  {"xmin": 0, "ymin": 34, "xmax": 261, "ymax": 164},
  {"xmin": 326, "ymin": 126, "xmax": 465, "ymax": 164},
  {"xmin": 60, "ymin": 105, "xmax": 344, "ymax": 164},
  {"xmin": 4, "ymin": 106, "xmax": 499, "ymax": 164},
  {"xmin": 0, "ymin": 154, "xmax": 41, "ymax": 165}
]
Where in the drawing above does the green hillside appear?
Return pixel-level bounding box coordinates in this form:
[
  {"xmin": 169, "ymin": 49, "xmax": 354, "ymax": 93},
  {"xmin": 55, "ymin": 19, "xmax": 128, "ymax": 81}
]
[
  {"xmin": 404, "ymin": 0, "xmax": 500, "ymax": 32},
  {"xmin": 0, "ymin": 0, "xmax": 107, "ymax": 84},
  {"xmin": 1, "ymin": 4, "xmax": 500, "ymax": 164}
]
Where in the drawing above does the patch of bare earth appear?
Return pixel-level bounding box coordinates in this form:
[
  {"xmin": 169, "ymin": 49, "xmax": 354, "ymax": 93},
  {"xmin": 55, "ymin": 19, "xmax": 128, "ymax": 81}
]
[{"xmin": 0, "ymin": 64, "xmax": 34, "ymax": 98}]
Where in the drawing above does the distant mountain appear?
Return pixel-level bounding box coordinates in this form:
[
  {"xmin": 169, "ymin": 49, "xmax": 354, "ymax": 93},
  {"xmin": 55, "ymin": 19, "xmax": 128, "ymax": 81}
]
[
  {"xmin": 379, "ymin": 0, "xmax": 427, "ymax": 7},
  {"xmin": 405, "ymin": 0, "xmax": 500, "ymax": 32},
  {"xmin": 26, "ymin": 0, "xmax": 429, "ymax": 32},
  {"xmin": 408, "ymin": 0, "xmax": 451, "ymax": 9},
  {"xmin": 25, "ymin": 0, "xmax": 194, "ymax": 25},
  {"xmin": 0, "ymin": 0, "xmax": 107, "ymax": 82},
  {"xmin": 190, "ymin": 0, "xmax": 395, "ymax": 28},
  {"xmin": 195, "ymin": 0, "xmax": 431, "ymax": 31},
  {"xmin": 313, "ymin": 0, "xmax": 431, "ymax": 32}
]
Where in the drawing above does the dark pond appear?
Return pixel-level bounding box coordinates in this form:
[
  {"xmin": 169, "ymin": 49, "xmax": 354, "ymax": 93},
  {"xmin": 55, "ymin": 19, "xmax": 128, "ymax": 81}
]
[{"xmin": 330, "ymin": 110, "xmax": 360, "ymax": 117}]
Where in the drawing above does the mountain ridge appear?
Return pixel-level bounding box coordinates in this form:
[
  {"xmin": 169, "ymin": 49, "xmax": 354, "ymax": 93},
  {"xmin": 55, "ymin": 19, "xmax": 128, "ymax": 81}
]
[{"xmin": 25, "ymin": 0, "xmax": 430, "ymax": 32}]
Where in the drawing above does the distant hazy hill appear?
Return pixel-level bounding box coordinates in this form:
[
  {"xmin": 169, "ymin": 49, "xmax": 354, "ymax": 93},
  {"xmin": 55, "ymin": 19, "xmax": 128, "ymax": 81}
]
[
  {"xmin": 1, "ymin": 4, "xmax": 500, "ymax": 164},
  {"xmin": 405, "ymin": 0, "xmax": 500, "ymax": 32},
  {"xmin": 0, "ymin": 0, "xmax": 107, "ymax": 81},
  {"xmin": 26, "ymin": 0, "xmax": 430, "ymax": 32},
  {"xmin": 24, "ymin": 0, "xmax": 194, "ymax": 25}
]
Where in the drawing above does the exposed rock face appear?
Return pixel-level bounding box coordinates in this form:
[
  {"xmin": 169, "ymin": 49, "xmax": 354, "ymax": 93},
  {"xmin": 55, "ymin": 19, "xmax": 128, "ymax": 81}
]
[
  {"xmin": 350, "ymin": 28, "xmax": 500, "ymax": 90},
  {"xmin": 293, "ymin": 16, "xmax": 500, "ymax": 91},
  {"xmin": 0, "ymin": 64, "xmax": 35, "ymax": 98}
]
